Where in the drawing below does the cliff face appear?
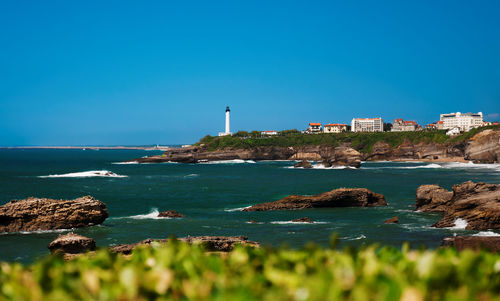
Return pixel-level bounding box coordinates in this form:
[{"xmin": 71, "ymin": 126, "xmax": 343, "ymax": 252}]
[
  {"xmin": 465, "ymin": 129, "xmax": 500, "ymax": 163},
  {"xmin": 131, "ymin": 128, "xmax": 499, "ymax": 165}
]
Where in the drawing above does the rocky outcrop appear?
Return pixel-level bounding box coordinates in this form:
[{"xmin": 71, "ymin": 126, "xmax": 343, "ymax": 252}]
[
  {"xmin": 110, "ymin": 236, "xmax": 259, "ymax": 254},
  {"xmin": 48, "ymin": 233, "xmax": 96, "ymax": 254},
  {"xmin": 321, "ymin": 147, "xmax": 361, "ymax": 168},
  {"xmin": 291, "ymin": 217, "xmax": 313, "ymax": 223},
  {"xmin": 294, "ymin": 160, "xmax": 312, "ymax": 169},
  {"xmin": 383, "ymin": 216, "xmax": 399, "ymax": 224},
  {"xmin": 158, "ymin": 210, "xmax": 185, "ymax": 218},
  {"xmin": 0, "ymin": 196, "xmax": 108, "ymax": 233},
  {"xmin": 415, "ymin": 181, "xmax": 500, "ymax": 230},
  {"xmin": 465, "ymin": 129, "xmax": 500, "ymax": 163},
  {"xmin": 441, "ymin": 235, "xmax": 500, "ymax": 252},
  {"xmin": 242, "ymin": 188, "xmax": 386, "ymax": 211},
  {"xmin": 131, "ymin": 145, "xmax": 362, "ymax": 167},
  {"xmin": 415, "ymin": 185, "xmax": 454, "ymax": 212}
]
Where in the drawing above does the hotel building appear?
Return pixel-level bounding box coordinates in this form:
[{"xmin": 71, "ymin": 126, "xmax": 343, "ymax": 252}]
[
  {"xmin": 351, "ymin": 118, "xmax": 383, "ymax": 132},
  {"xmin": 439, "ymin": 112, "xmax": 483, "ymax": 132}
]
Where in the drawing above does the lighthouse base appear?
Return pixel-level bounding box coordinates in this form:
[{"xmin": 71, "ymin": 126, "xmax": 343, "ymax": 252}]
[{"xmin": 218, "ymin": 132, "xmax": 232, "ymax": 137}]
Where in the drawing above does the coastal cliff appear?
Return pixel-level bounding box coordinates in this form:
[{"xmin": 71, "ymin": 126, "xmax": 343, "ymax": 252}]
[{"xmin": 130, "ymin": 126, "xmax": 500, "ymax": 166}]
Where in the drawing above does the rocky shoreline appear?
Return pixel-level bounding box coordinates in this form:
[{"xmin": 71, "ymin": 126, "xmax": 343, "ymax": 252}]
[{"xmin": 126, "ymin": 128, "xmax": 500, "ymax": 167}]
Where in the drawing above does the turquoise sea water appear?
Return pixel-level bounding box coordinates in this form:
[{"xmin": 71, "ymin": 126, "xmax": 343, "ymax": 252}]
[{"xmin": 0, "ymin": 149, "xmax": 499, "ymax": 263}]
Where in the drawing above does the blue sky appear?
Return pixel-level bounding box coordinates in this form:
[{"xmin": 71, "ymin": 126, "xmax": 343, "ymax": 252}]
[{"xmin": 1, "ymin": 1, "xmax": 499, "ymax": 146}]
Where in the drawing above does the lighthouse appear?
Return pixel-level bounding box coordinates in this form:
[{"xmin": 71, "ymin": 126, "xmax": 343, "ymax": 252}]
[{"xmin": 219, "ymin": 106, "xmax": 232, "ymax": 136}]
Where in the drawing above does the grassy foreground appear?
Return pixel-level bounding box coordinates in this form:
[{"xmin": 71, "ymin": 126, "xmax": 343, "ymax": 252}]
[
  {"xmin": 1, "ymin": 239, "xmax": 499, "ymax": 300},
  {"xmin": 196, "ymin": 125, "xmax": 500, "ymax": 153}
]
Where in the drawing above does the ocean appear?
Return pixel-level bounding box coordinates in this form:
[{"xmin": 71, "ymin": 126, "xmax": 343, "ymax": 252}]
[{"xmin": 0, "ymin": 149, "xmax": 499, "ymax": 263}]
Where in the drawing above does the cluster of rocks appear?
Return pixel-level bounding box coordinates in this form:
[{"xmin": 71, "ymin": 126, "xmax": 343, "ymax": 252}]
[
  {"xmin": 415, "ymin": 181, "xmax": 500, "ymax": 230},
  {"xmin": 49, "ymin": 234, "xmax": 259, "ymax": 258}
]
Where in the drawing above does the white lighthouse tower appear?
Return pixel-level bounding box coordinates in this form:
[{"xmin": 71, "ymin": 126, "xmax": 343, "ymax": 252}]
[{"xmin": 219, "ymin": 106, "xmax": 232, "ymax": 136}]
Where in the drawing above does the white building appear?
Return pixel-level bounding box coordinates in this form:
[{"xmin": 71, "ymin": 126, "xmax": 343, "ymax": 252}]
[
  {"xmin": 261, "ymin": 130, "xmax": 278, "ymax": 136},
  {"xmin": 307, "ymin": 123, "xmax": 322, "ymax": 133},
  {"xmin": 351, "ymin": 118, "xmax": 383, "ymax": 132},
  {"xmin": 218, "ymin": 106, "xmax": 232, "ymax": 136},
  {"xmin": 323, "ymin": 124, "xmax": 347, "ymax": 133},
  {"xmin": 391, "ymin": 118, "xmax": 417, "ymax": 132},
  {"xmin": 446, "ymin": 127, "xmax": 461, "ymax": 136},
  {"xmin": 439, "ymin": 112, "xmax": 483, "ymax": 132}
]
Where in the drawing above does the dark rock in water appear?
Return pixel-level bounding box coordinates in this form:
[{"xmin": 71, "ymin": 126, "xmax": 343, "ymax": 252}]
[
  {"xmin": 48, "ymin": 233, "xmax": 96, "ymax": 254},
  {"xmin": 110, "ymin": 236, "xmax": 259, "ymax": 254},
  {"xmin": 243, "ymin": 188, "xmax": 386, "ymax": 211},
  {"xmin": 383, "ymin": 216, "xmax": 399, "ymax": 224},
  {"xmin": 158, "ymin": 210, "xmax": 185, "ymax": 218},
  {"xmin": 291, "ymin": 217, "xmax": 313, "ymax": 223},
  {"xmin": 415, "ymin": 181, "xmax": 500, "ymax": 230},
  {"xmin": 294, "ymin": 160, "xmax": 312, "ymax": 169},
  {"xmin": 441, "ymin": 235, "xmax": 500, "ymax": 252},
  {"xmin": 0, "ymin": 196, "xmax": 108, "ymax": 233},
  {"xmin": 415, "ymin": 185, "xmax": 453, "ymax": 212}
]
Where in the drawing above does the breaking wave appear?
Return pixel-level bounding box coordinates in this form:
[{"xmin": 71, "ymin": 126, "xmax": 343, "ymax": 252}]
[
  {"xmin": 39, "ymin": 170, "xmax": 127, "ymax": 178},
  {"xmin": 448, "ymin": 218, "xmax": 468, "ymax": 230},
  {"xmin": 112, "ymin": 161, "xmax": 139, "ymax": 165},
  {"xmin": 114, "ymin": 208, "xmax": 162, "ymax": 220},
  {"xmin": 0, "ymin": 228, "xmax": 74, "ymax": 235},
  {"xmin": 224, "ymin": 206, "xmax": 252, "ymax": 212},
  {"xmin": 472, "ymin": 231, "xmax": 500, "ymax": 237},
  {"xmin": 341, "ymin": 234, "xmax": 367, "ymax": 240},
  {"xmin": 270, "ymin": 221, "xmax": 328, "ymax": 225},
  {"xmin": 200, "ymin": 159, "xmax": 256, "ymax": 164}
]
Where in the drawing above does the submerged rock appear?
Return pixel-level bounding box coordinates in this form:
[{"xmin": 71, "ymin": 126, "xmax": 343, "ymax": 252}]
[
  {"xmin": 441, "ymin": 235, "xmax": 500, "ymax": 252},
  {"xmin": 158, "ymin": 210, "xmax": 185, "ymax": 218},
  {"xmin": 48, "ymin": 233, "xmax": 96, "ymax": 254},
  {"xmin": 0, "ymin": 196, "xmax": 108, "ymax": 233},
  {"xmin": 243, "ymin": 188, "xmax": 386, "ymax": 211},
  {"xmin": 415, "ymin": 181, "xmax": 500, "ymax": 230},
  {"xmin": 291, "ymin": 217, "xmax": 313, "ymax": 223},
  {"xmin": 110, "ymin": 236, "xmax": 259, "ymax": 254},
  {"xmin": 383, "ymin": 216, "xmax": 399, "ymax": 224},
  {"xmin": 294, "ymin": 160, "xmax": 312, "ymax": 169}
]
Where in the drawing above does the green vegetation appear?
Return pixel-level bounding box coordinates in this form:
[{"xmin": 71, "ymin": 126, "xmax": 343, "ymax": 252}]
[
  {"xmin": 1, "ymin": 239, "xmax": 499, "ymax": 300},
  {"xmin": 195, "ymin": 125, "xmax": 500, "ymax": 153}
]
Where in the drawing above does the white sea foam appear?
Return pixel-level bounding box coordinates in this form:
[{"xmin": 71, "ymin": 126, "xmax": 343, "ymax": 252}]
[
  {"xmin": 312, "ymin": 164, "xmax": 356, "ymax": 170},
  {"xmin": 224, "ymin": 206, "xmax": 252, "ymax": 212},
  {"xmin": 0, "ymin": 228, "xmax": 74, "ymax": 236},
  {"xmin": 183, "ymin": 173, "xmax": 199, "ymax": 178},
  {"xmin": 341, "ymin": 234, "xmax": 366, "ymax": 240},
  {"xmin": 449, "ymin": 218, "xmax": 468, "ymax": 230},
  {"xmin": 39, "ymin": 170, "xmax": 127, "ymax": 178},
  {"xmin": 270, "ymin": 221, "xmax": 328, "ymax": 225},
  {"xmin": 441, "ymin": 162, "xmax": 500, "ymax": 171},
  {"xmin": 472, "ymin": 231, "xmax": 500, "ymax": 237},
  {"xmin": 112, "ymin": 161, "xmax": 139, "ymax": 165},
  {"xmin": 125, "ymin": 208, "xmax": 162, "ymax": 220},
  {"xmin": 200, "ymin": 159, "xmax": 256, "ymax": 164}
]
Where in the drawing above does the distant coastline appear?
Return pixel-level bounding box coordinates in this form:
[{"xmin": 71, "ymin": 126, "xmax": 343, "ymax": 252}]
[{"xmin": 0, "ymin": 146, "xmax": 173, "ymax": 151}]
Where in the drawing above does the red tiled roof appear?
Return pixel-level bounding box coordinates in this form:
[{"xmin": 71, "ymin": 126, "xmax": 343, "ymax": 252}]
[
  {"xmin": 309, "ymin": 123, "xmax": 321, "ymax": 126},
  {"xmin": 437, "ymin": 121, "xmax": 444, "ymax": 124}
]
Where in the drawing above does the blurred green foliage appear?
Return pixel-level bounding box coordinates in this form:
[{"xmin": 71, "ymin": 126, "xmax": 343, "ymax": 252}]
[{"xmin": 1, "ymin": 239, "xmax": 499, "ymax": 300}]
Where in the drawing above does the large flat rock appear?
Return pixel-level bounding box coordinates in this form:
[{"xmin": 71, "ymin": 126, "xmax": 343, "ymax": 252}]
[
  {"xmin": 0, "ymin": 196, "xmax": 108, "ymax": 233},
  {"xmin": 242, "ymin": 188, "xmax": 386, "ymax": 211}
]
